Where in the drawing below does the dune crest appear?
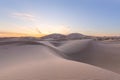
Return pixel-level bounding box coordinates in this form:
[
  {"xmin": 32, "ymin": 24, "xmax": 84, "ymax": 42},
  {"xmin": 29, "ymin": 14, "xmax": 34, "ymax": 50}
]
[
  {"xmin": 58, "ymin": 39, "xmax": 120, "ymax": 74},
  {"xmin": 0, "ymin": 40, "xmax": 120, "ymax": 80}
]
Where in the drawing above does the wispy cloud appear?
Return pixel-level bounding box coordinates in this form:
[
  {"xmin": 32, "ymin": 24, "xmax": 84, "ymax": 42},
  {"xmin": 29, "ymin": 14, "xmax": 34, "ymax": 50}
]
[
  {"xmin": 12, "ymin": 12, "xmax": 36, "ymax": 21},
  {"xmin": 11, "ymin": 12, "xmax": 71, "ymax": 34}
]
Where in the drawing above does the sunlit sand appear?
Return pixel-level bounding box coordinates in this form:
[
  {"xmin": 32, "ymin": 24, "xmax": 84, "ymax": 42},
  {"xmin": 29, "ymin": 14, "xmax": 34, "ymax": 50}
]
[{"xmin": 0, "ymin": 38, "xmax": 120, "ymax": 80}]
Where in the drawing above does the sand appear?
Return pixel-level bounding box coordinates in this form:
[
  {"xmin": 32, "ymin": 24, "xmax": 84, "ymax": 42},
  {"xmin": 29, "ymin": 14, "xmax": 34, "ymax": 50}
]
[
  {"xmin": 0, "ymin": 39, "xmax": 120, "ymax": 80},
  {"xmin": 58, "ymin": 39, "xmax": 120, "ymax": 73}
]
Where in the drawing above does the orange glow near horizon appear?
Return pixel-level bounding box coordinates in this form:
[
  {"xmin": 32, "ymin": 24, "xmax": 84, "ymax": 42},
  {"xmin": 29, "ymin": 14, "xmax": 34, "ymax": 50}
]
[
  {"xmin": 0, "ymin": 30, "xmax": 119, "ymax": 37},
  {"xmin": 0, "ymin": 32, "xmax": 46, "ymax": 37}
]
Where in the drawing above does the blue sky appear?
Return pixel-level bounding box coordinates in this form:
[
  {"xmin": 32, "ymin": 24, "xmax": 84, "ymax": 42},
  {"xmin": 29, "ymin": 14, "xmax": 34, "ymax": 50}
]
[{"xmin": 0, "ymin": 0, "xmax": 120, "ymax": 36}]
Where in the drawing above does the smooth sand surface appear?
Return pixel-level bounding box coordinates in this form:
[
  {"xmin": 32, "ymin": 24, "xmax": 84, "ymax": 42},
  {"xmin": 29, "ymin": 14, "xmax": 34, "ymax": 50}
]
[
  {"xmin": 0, "ymin": 40, "xmax": 120, "ymax": 80},
  {"xmin": 58, "ymin": 39, "xmax": 120, "ymax": 74}
]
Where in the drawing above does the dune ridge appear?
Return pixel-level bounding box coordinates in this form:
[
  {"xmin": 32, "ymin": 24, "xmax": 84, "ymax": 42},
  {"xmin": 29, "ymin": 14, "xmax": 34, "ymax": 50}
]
[
  {"xmin": 58, "ymin": 39, "xmax": 120, "ymax": 74},
  {"xmin": 0, "ymin": 39, "xmax": 120, "ymax": 80}
]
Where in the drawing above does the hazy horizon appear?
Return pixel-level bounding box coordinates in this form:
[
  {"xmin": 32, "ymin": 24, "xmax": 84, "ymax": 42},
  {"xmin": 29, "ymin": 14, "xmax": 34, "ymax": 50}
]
[{"xmin": 0, "ymin": 0, "xmax": 120, "ymax": 37}]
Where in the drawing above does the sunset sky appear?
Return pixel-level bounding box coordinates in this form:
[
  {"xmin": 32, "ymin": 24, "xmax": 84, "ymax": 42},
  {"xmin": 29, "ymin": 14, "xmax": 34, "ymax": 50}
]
[{"xmin": 0, "ymin": 0, "xmax": 120, "ymax": 37}]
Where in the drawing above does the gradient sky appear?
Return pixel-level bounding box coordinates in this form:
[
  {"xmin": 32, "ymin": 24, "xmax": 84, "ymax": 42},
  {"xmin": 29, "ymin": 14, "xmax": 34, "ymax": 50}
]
[{"xmin": 0, "ymin": 0, "xmax": 120, "ymax": 36}]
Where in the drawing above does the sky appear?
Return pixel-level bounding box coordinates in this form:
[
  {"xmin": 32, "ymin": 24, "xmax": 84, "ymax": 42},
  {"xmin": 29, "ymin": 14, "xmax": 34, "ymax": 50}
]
[{"xmin": 0, "ymin": 0, "xmax": 120, "ymax": 37}]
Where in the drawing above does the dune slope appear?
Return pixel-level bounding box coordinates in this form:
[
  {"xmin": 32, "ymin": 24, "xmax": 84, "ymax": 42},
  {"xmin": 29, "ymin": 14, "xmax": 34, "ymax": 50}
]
[
  {"xmin": 59, "ymin": 39, "xmax": 120, "ymax": 74},
  {"xmin": 0, "ymin": 40, "xmax": 120, "ymax": 80}
]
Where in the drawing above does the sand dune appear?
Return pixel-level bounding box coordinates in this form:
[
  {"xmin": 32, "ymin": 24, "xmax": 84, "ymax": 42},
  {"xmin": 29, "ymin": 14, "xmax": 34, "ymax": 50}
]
[
  {"xmin": 1, "ymin": 58, "xmax": 120, "ymax": 80},
  {"xmin": 0, "ymin": 40, "xmax": 120, "ymax": 80},
  {"xmin": 58, "ymin": 39, "xmax": 120, "ymax": 74}
]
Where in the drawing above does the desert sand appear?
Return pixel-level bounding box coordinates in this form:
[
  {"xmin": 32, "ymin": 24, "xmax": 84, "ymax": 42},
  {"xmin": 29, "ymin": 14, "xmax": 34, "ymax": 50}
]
[{"xmin": 0, "ymin": 39, "xmax": 120, "ymax": 80}]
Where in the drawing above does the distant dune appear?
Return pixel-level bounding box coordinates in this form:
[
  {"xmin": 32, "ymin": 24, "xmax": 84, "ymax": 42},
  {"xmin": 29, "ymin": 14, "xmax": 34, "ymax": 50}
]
[
  {"xmin": 67, "ymin": 33, "xmax": 85, "ymax": 39},
  {"xmin": 0, "ymin": 39, "xmax": 120, "ymax": 80},
  {"xmin": 40, "ymin": 33, "xmax": 87, "ymax": 40}
]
